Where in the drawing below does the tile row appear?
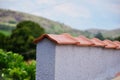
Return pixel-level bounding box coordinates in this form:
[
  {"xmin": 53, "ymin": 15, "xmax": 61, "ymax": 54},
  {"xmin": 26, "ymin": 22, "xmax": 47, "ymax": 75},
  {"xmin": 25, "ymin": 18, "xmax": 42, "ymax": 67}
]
[{"xmin": 34, "ymin": 33, "xmax": 120, "ymax": 49}]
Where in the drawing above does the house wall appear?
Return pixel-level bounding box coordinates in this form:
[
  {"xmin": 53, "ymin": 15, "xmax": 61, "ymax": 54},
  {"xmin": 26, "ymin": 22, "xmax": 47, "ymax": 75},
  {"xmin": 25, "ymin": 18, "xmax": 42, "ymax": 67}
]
[
  {"xmin": 55, "ymin": 45, "xmax": 120, "ymax": 80},
  {"xmin": 36, "ymin": 38, "xmax": 56, "ymax": 80}
]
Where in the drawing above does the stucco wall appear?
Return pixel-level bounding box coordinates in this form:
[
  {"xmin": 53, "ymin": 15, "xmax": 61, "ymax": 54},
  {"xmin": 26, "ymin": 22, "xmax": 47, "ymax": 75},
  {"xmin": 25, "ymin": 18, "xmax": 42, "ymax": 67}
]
[
  {"xmin": 55, "ymin": 45, "xmax": 120, "ymax": 80},
  {"xmin": 36, "ymin": 39, "xmax": 120, "ymax": 80},
  {"xmin": 36, "ymin": 38, "xmax": 56, "ymax": 80}
]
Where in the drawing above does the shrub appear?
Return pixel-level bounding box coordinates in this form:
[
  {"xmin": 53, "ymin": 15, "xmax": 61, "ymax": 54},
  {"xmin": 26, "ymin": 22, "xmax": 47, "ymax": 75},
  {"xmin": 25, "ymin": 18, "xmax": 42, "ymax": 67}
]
[{"xmin": 0, "ymin": 49, "xmax": 36, "ymax": 80}]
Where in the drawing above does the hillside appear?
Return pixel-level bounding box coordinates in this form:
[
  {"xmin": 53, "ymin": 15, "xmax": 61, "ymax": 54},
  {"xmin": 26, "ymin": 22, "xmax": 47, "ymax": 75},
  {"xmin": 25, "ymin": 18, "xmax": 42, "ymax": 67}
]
[
  {"xmin": 86, "ymin": 28, "xmax": 120, "ymax": 38},
  {"xmin": 85, "ymin": 29, "xmax": 106, "ymax": 34},
  {"xmin": 0, "ymin": 8, "xmax": 120, "ymax": 38},
  {"xmin": 102, "ymin": 29, "xmax": 120, "ymax": 38},
  {"xmin": 0, "ymin": 8, "xmax": 87, "ymax": 36}
]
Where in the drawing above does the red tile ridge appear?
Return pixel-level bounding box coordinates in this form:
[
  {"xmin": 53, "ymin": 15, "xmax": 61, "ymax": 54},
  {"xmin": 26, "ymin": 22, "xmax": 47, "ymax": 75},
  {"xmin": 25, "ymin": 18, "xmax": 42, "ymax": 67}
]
[
  {"xmin": 49, "ymin": 34, "xmax": 77, "ymax": 44},
  {"xmin": 46, "ymin": 34, "xmax": 64, "ymax": 44},
  {"xmin": 58, "ymin": 33, "xmax": 79, "ymax": 44},
  {"xmin": 103, "ymin": 40, "xmax": 118, "ymax": 49},
  {"xmin": 34, "ymin": 34, "xmax": 78, "ymax": 45},
  {"xmin": 75, "ymin": 35, "xmax": 94, "ymax": 46},
  {"xmin": 91, "ymin": 38, "xmax": 106, "ymax": 47},
  {"xmin": 61, "ymin": 33, "xmax": 78, "ymax": 41},
  {"xmin": 34, "ymin": 34, "xmax": 57, "ymax": 44},
  {"xmin": 34, "ymin": 33, "xmax": 120, "ymax": 50},
  {"xmin": 61, "ymin": 33, "xmax": 72, "ymax": 37},
  {"xmin": 34, "ymin": 34, "xmax": 44, "ymax": 44},
  {"xmin": 113, "ymin": 41, "xmax": 120, "ymax": 49},
  {"xmin": 61, "ymin": 33, "xmax": 80, "ymax": 44}
]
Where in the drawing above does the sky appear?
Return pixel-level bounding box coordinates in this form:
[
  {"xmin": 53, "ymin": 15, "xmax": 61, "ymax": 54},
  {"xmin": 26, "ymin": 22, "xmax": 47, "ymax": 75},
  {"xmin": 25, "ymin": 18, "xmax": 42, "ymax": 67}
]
[{"xmin": 0, "ymin": 0, "xmax": 120, "ymax": 30}]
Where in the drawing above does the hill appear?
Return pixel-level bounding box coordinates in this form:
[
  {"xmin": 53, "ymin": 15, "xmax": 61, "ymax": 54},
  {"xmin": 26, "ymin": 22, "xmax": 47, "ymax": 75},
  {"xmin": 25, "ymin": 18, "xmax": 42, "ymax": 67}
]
[
  {"xmin": 86, "ymin": 28, "xmax": 120, "ymax": 38},
  {"xmin": 0, "ymin": 8, "xmax": 87, "ymax": 36},
  {"xmin": 0, "ymin": 8, "xmax": 120, "ymax": 38}
]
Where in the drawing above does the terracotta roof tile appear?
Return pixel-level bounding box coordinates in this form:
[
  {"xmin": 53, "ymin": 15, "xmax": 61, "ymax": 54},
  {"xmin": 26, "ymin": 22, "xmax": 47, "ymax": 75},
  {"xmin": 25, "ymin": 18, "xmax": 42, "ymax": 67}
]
[
  {"xmin": 91, "ymin": 38, "xmax": 106, "ymax": 47},
  {"xmin": 75, "ymin": 36, "xmax": 93, "ymax": 46},
  {"xmin": 34, "ymin": 33, "xmax": 120, "ymax": 49},
  {"xmin": 113, "ymin": 41, "xmax": 120, "ymax": 49},
  {"xmin": 34, "ymin": 34, "xmax": 78, "ymax": 45},
  {"xmin": 103, "ymin": 40, "xmax": 118, "ymax": 49}
]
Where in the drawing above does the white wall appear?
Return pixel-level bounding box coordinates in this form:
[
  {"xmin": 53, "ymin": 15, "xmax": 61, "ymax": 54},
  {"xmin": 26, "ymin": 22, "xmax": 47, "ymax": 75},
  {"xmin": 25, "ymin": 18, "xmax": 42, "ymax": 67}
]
[
  {"xmin": 36, "ymin": 38, "xmax": 56, "ymax": 80},
  {"xmin": 36, "ymin": 39, "xmax": 120, "ymax": 80},
  {"xmin": 55, "ymin": 45, "xmax": 120, "ymax": 80}
]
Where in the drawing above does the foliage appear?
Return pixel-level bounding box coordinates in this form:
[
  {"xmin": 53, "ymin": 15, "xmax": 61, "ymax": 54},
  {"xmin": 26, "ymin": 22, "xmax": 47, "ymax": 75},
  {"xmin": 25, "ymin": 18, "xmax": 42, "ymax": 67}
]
[
  {"xmin": 4, "ymin": 20, "xmax": 45, "ymax": 60},
  {"xmin": 114, "ymin": 36, "xmax": 120, "ymax": 41},
  {"xmin": 13, "ymin": 20, "xmax": 45, "ymax": 38},
  {"xmin": 105, "ymin": 37, "xmax": 114, "ymax": 41},
  {"xmin": 0, "ymin": 9, "xmax": 87, "ymax": 37},
  {"xmin": 94, "ymin": 32, "xmax": 105, "ymax": 40},
  {"xmin": 0, "ymin": 23, "xmax": 15, "ymax": 31},
  {"xmin": 8, "ymin": 21, "xmax": 17, "ymax": 24},
  {"xmin": 0, "ymin": 32, "xmax": 7, "ymax": 49},
  {"xmin": 0, "ymin": 49, "xmax": 36, "ymax": 80},
  {"xmin": 0, "ymin": 30, "xmax": 11, "ymax": 36}
]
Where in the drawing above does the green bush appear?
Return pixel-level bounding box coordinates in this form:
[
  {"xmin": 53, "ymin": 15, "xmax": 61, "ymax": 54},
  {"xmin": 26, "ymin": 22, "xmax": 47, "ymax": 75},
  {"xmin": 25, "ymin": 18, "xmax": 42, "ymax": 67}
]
[
  {"xmin": 6, "ymin": 20, "xmax": 45, "ymax": 60},
  {"xmin": 0, "ymin": 49, "xmax": 36, "ymax": 80}
]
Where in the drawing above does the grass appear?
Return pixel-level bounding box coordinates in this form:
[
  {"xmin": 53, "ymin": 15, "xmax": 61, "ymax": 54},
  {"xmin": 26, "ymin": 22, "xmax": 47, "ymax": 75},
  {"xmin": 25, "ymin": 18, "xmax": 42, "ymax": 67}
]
[
  {"xmin": 0, "ymin": 30, "xmax": 11, "ymax": 36},
  {"xmin": 0, "ymin": 22, "xmax": 16, "ymax": 27}
]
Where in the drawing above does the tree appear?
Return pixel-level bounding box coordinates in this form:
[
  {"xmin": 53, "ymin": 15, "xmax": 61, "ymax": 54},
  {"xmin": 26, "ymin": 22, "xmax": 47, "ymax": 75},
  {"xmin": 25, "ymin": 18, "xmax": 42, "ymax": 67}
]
[
  {"xmin": 94, "ymin": 32, "xmax": 105, "ymax": 40},
  {"xmin": 11, "ymin": 20, "xmax": 45, "ymax": 38},
  {"xmin": 6, "ymin": 20, "xmax": 45, "ymax": 60},
  {"xmin": 114, "ymin": 36, "xmax": 120, "ymax": 41},
  {"xmin": 0, "ymin": 32, "xmax": 6, "ymax": 49},
  {"xmin": 0, "ymin": 49, "xmax": 36, "ymax": 80}
]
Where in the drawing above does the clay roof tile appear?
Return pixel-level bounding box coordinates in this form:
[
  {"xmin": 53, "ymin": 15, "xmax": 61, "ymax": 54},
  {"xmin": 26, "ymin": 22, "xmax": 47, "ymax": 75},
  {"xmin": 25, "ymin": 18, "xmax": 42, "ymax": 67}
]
[
  {"xmin": 34, "ymin": 33, "xmax": 120, "ymax": 49},
  {"xmin": 34, "ymin": 34, "xmax": 78, "ymax": 45},
  {"xmin": 103, "ymin": 40, "xmax": 118, "ymax": 49},
  {"xmin": 91, "ymin": 38, "xmax": 106, "ymax": 47},
  {"xmin": 113, "ymin": 41, "xmax": 120, "ymax": 49},
  {"xmin": 75, "ymin": 36, "xmax": 94, "ymax": 46}
]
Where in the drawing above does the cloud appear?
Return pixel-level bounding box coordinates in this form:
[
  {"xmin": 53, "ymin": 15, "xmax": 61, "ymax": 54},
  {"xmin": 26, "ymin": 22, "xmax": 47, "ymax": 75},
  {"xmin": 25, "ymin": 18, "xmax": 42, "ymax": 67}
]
[
  {"xmin": 84, "ymin": 0, "xmax": 120, "ymax": 14},
  {"xmin": 0, "ymin": 0, "xmax": 16, "ymax": 1},
  {"xmin": 37, "ymin": 0, "xmax": 56, "ymax": 4},
  {"xmin": 53, "ymin": 3, "xmax": 91, "ymax": 18},
  {"xmin": 85, "ymin": 0, "xmax": 100, "ymax": 5},
  {"xmin": 106, "ymin": 3, "xmax": 120, "ymax": 14},
  {"xmin": 0, "ymin": 0, "xmax": 91, "ymax": 18},
  {"xmin": 0, "ymin": 0, "xmax": 119, "ymax": 30}
]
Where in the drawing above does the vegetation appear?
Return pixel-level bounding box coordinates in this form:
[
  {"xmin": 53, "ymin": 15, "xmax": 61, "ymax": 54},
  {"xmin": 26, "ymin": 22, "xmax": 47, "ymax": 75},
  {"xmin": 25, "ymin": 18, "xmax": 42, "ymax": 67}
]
[
  {"xmin": 0, "ymin": 20, "xmax": 45, "ymax": 60},
  {"xmin": 0, "ymin": 8, "xmax": 120, "ymax": 80},
  {"xmin": 0, "ymin": 8, "xmax": 89, "ymax": 36},
  {"xmin": 94, "ymin": 32, "xmax": 105, "ymax": 40},
  {"xmin": 0, "ymin": 33, "xmax": 6, "ymax": 50},
  {"xmin": 0, "ymin": 30, "xmax": 11, "ymax": 36},
  {"xmin": 0, "ymin": 20, "xmax": 42, "ymax": 79},
  {"xmin": 0, "ymin": 49, "xmax": 36, "ymax": 80},
  {"xmin": 114, "ymin": 36, "xmax": 120, "ymax": 41},
  {"xmin": 1, "ymin": 8, "xmax": 120, "ymax": 38}
]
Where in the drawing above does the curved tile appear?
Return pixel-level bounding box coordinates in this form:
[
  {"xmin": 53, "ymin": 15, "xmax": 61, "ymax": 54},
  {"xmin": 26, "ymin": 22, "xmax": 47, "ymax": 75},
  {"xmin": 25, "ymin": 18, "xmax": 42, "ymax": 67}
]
[
  {"xmin": 34, "ymin": 34, "xmax": 78, "ymax": 45},
  {"xmin": 75, "ymin": 36, "xmax": 93, "ymax": 46},
  {"xmin": 91, "ymin": 38, "xmax": 106, "ymax": 47},
  {"xmin": 34, "ymin": 33, "xmax": 120, "ymax": 49},
  {"xmin": 113, "ymin": 41, "xmax": 120, "ymax": 49},
  {"xmin": 103, "ymin": 40, "xmax": 118, "ymax": 49}
]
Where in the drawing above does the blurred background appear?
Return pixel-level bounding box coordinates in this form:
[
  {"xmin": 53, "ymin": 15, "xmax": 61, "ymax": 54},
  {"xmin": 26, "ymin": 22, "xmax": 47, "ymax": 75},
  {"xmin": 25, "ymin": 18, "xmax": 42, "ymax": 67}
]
[{"xmin": 0, "ymin": 0, "xmax": 120, "ymax": 80}]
